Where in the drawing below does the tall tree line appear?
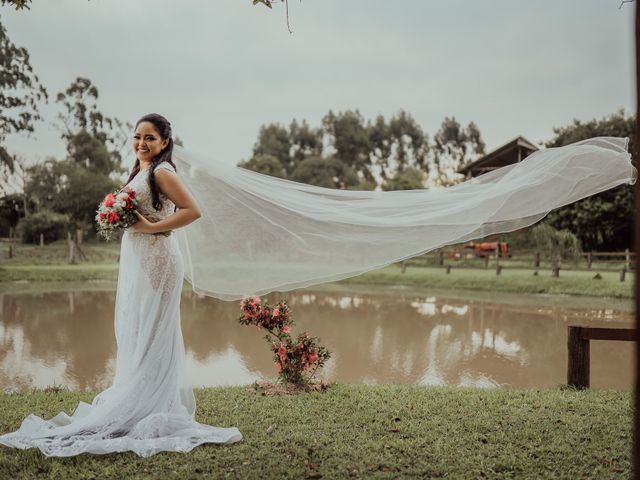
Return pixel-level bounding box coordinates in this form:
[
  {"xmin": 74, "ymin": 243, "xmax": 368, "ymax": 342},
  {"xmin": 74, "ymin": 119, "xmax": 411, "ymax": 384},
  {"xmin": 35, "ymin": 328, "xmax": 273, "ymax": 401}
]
[{"xmin": 238, "ymin": 110, "xmax": 485, "ymax": 191}]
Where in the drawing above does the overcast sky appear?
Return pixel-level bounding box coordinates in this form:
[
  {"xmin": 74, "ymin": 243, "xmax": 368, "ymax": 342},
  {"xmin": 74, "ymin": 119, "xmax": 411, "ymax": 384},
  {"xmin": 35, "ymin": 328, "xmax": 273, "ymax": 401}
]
[{"xmin": 2, "ymin": 0, "xmax": 635, "ymax": 167}]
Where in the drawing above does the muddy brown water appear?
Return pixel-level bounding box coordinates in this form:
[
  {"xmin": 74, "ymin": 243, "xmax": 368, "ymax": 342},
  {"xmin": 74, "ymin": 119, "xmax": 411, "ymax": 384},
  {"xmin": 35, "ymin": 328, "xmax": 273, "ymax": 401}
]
[{"xmin": 0, "ymin": 282, "xmax": 634, "ymax": 391}]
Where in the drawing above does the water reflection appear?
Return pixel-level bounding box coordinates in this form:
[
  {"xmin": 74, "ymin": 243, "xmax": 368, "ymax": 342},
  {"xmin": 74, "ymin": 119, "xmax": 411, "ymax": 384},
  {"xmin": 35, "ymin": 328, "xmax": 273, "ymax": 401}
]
[{"xmin": 0, "ymin": 287, "xmax": 634, "ymax": 391}]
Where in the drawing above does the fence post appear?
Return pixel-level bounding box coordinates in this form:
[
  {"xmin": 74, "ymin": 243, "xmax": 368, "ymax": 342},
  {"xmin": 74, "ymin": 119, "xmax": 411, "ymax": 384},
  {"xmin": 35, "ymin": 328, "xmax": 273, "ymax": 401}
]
[
  {"xmin": 8, "ymin": 243, "xmax": 13, "ymax": 259},
  {"xmin": 620, "ymin": 267, "xmax": 627, "ymax": 282},
  {"xmin": 534, "ymin": 251, "xmax": 540, "ymax": 268},
  {"xmin": 76, "ymin": 228, "xmax": 83, "ymax": 245},
  {"xmin": 445, "ymin": 265, "xmax": 451, "ymax": 274},
  {"xmin": 567, "ymin": 326, "xmax": 590, "ymax": 389},
  {"xmin": 438, "ymin": 251, "xmax": 444, "ymax": 266},
  {"xmin": 625, "ymin": 248, "xmax": 631, "ymax": 270},
  {"xmin": 68, "ymin": 231, "xmax": 76, "ymax": 264},
  {"xmin": 39, "ymin": 233, "xmax": 44, "ymax": 247},
  {"xmin": 587, "ymin": 251, "xmax": 592, "ymax": 269},
  {"xmin": 400, "ymin": 261, "xmax": 406, "ymax": 274},
  {"xmin": 552, "ymin": 256, "xmax": 560, "ymax": 277}
]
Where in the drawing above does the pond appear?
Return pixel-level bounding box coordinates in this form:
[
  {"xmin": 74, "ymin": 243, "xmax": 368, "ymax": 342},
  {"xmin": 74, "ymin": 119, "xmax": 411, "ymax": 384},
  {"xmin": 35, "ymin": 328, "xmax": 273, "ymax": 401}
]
[{"xmin": 0, "ymin": 282, "xmax": 634, "ymax": 391}]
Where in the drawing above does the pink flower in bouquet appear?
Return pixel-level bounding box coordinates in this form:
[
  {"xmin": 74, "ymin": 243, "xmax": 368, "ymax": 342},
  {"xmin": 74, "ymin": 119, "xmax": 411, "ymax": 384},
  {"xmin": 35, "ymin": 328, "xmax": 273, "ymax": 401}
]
[
  {"xmin": 104, "ymin": 193, "xmax": 116, "ymax": 208},
  {"xmin": 272, "ymin": 307, "xmax": 280, "ymax": 318},
  {"xmin": 282, "ymin": 325, "xmax": 290, "ymax": 334},
  {"xmin": 274, "ymin": 361, "xmax": 282, "ymax": 372},
  {"xmin": 107, "ymin": 211, "xmax": 120, "ymax": 224}
]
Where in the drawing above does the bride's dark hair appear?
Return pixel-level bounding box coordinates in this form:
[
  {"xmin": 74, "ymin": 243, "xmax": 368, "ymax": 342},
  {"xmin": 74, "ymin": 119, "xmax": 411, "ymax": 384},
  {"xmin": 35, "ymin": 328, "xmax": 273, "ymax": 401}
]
[{"xmin": 124, "ymin": 113, "xmax": 178, "ymax": 211}]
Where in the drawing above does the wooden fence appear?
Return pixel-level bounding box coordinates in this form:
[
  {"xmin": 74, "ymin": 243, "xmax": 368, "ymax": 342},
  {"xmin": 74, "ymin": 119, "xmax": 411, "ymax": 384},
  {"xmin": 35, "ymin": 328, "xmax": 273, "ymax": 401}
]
[
  {"xmin": 398, "ymin": 248, "xmax": 635, "ymax": 279},
  {"xmin": 567, "ymin": 326, "xmax": 638, "ymax": 389}
]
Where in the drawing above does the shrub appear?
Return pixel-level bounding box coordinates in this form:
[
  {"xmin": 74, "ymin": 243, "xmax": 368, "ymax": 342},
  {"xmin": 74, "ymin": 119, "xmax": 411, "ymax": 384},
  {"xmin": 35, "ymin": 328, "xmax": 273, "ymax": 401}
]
[
  {"xmin": 503, "ymin": 222, "xmax": 582, "ymax": 260},
  {"xmin": 16, "ymin": 209, "xmax": 71, "ymax": 244}
]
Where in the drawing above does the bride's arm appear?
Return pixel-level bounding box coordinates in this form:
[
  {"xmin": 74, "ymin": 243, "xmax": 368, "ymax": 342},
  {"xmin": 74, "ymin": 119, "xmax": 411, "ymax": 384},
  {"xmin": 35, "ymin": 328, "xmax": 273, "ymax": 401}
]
[{"xmin": 132, "ymin": 169, "xmax": 202, "ymax": 234}]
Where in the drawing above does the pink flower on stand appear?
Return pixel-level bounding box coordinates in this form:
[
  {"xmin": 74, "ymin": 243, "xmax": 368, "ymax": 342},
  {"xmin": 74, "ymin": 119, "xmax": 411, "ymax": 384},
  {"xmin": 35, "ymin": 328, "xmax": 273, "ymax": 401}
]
[{"xmin": 277, "ymin": 343, "xmax": 287, "ymax": 363}]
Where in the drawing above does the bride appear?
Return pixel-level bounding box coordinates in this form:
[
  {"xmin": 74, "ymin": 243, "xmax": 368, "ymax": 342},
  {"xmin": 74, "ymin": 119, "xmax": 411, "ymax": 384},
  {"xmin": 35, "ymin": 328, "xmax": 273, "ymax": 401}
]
[
  {"xmin": 0, "ymin": 113, "xmax": 243, "ymax": 457},
  {"xmin": 0, "ymin": 111, "xmax": 636, "ymax": 457}
]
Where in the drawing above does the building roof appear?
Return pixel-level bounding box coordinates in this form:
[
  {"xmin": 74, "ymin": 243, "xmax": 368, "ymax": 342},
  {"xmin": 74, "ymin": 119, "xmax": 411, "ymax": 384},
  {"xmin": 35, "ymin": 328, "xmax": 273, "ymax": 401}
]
[{"xmin": 457, "ymin": 135, "xmax": 539, "ymax": 175}]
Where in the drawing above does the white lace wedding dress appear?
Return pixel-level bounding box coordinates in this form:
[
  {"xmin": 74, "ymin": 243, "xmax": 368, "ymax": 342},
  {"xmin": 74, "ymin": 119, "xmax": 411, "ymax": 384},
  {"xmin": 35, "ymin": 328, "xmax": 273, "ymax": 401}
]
[{"xmin": 0, "ymin": 162, "xmax": 243, "ymax": 457}]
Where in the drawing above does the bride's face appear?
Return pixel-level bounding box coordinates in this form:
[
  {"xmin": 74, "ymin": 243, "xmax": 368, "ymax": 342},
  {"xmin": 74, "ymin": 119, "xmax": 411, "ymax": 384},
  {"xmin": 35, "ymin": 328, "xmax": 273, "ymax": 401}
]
[{"xmin": 133, "ymin": 122, "xmax": 169, "ymax": 163}]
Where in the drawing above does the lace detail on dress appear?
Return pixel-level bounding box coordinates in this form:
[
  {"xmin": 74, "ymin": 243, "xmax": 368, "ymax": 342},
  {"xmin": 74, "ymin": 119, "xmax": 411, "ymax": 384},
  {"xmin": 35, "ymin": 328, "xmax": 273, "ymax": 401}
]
[{"xmin": 126, "ymin": 164, "xmax": 180, "ymax": 299}]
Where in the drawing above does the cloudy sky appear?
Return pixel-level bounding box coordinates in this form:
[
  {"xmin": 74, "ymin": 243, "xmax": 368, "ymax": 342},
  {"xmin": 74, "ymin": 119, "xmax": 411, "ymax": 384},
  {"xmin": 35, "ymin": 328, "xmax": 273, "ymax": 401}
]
[{"xmin": 2, "ymin": 0, "xmax": 635, "ymax": 167}]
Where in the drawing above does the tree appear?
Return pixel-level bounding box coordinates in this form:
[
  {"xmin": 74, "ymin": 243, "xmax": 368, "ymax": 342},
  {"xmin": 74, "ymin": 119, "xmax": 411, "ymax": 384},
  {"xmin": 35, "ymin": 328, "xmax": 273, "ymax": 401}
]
[
  {"xmin": 322, "ymin": 110, "xmax": 374, "ymax": 183},
  {"xmin": 369, "ymin": 110, "xmax": 429, "ymax": 183},
  {"xmin": 0, "ymin": 192, "xmax": 34, "ymax": 236},
  {"xmin": 290, "ymin": 156, "xmax": 359, "ymax": 189},
  {"xmin": 0, "ymin": 16, "xmax": 48, "ymax": 193},
  {"xmin": 238, "ymin": 154, "xmax": 287, "ymax": 178},
  {"xmin": 289, "ymin": 118, "xmax": 321, "ymax": 165},
  {"xmin": 381, "ymin": 166, "xmax": 425, "ymax": 191},
  {"xmin": 542, "ymin": 110, "xmax": 635, "ymax": 251},
  {"xmin": 24, "ymin": 158, "xmax": 118, "ymax": 231},
  {"xmin": 1, "ymin": 0, "xmax": 31, "ymax": 10},
  {"xmin": 252, "ymin": 123, "xmax": 291, "ymax": 172},
  {"xmin": 56, "ymin": 77, "xmax": 130, "ymax": 176},
  {"xmin": 429, "ymin": 117, "xmax": 485, "ymax": 187}
]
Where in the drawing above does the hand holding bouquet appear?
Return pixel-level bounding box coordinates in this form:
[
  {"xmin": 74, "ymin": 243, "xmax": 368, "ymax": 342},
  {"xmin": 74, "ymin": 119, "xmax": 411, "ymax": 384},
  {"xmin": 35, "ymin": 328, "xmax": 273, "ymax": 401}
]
[{"xmin": 95, "ymin": 188, "xmax": 139, "ymax": 241}]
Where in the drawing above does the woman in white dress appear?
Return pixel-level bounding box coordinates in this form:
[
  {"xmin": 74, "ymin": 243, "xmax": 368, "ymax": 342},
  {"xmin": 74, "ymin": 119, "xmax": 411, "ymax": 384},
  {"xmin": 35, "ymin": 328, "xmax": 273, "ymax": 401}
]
[{"xmin": 0, "ymin": 113, "xmax": 243, "ymax": 457}]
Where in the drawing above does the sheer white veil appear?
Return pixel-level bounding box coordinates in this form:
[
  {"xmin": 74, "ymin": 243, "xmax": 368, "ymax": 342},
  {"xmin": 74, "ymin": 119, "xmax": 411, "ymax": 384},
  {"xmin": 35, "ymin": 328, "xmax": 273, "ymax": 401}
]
[{"xmin": 170, "ymin": 137, "xmax": 637, "ymax": 301}]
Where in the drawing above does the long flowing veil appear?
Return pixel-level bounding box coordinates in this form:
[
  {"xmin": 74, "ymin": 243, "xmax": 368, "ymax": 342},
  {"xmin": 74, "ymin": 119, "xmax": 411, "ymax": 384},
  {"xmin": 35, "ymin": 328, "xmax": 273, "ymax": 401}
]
[{"xmin": 170, "ymin": 137, "xmax": 637, "ymax": 301}]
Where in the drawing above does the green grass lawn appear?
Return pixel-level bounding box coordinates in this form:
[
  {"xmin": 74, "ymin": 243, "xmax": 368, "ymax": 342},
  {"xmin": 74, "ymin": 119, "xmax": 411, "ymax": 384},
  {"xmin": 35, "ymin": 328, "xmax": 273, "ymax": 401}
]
[
  {"xmin": 0, "ymin": 240, "xmax": 633, "ymax": 298},
  {"xmin": 0, "ymin": 384, "xmax": 631, "ymax": 479},
  {"xmin": 339, "ymin": 264, "xmax": 634, "ymax": 298}
]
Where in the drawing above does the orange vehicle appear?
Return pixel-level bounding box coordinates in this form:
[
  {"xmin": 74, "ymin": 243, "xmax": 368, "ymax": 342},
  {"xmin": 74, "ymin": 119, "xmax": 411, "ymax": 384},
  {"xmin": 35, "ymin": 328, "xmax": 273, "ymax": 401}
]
[{"xmin": 462, "ymin": 241, "xmax": 510, "ymax": 258}]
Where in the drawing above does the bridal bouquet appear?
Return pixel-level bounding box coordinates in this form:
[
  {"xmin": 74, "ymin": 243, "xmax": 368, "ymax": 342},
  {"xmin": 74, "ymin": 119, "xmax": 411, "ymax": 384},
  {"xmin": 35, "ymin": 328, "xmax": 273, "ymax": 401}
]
[{"xmin": 95, "ymin": 188, "xmax": 139, "ymax": 241}]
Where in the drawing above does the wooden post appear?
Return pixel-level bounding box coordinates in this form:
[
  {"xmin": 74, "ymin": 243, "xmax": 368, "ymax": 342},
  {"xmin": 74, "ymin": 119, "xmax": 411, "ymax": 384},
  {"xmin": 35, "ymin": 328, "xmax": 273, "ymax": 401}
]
[
  {"xmin": 438, "ymin": 251, "xmax": 444, "ymax": 266},
  {"xmin": 552, "ymin": 257, "xmax": 560, "ymax": 277},
  {"xmin": 635, "ymin": 6, "xmax": 640, "ymax": 472},
  {"xmin": 625, "ymin": 248, "xmax": 631, "ymax": 270},
  {"xmin": 39, "ymin": 233, "xmax": 44, "ymax": 247},
  {"xmin": 8, "ymin": 243, "xmax": 13, "ymax": 259},
  {"xmin": 621, "ymin": 267, "xmax": 627, "ymax": 282},
  {"xmin": 496, "ymin": 265, "xmax": 502, "ymax": 276},
  {"xmin": 587, "ymin": 251, "xmax": 592, "ymax": 270},
  {"xmin": 567, "ymin": 326, "xmax": 590, "ymax": 389},
  {"xmin": 400, "ymin": 261, "xmax": 406, "ymax": 274},
  {"xmin": 445, "ymin": 265, "xmax": 451, "ymax": 274},
  {"xmin": 76, "ymin": 228, "xmax": 83, "ymax": 245},
  {"xmin": 534, "ymin": 251, "xmax": 540, "ymax": 268},
  {"xmin": 8, "ymin": 226, "xmax": 13, "ymax": 239},
  {"xmin": 67, "ymin": 232, "xmax": 76, "ymax": 264}
]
